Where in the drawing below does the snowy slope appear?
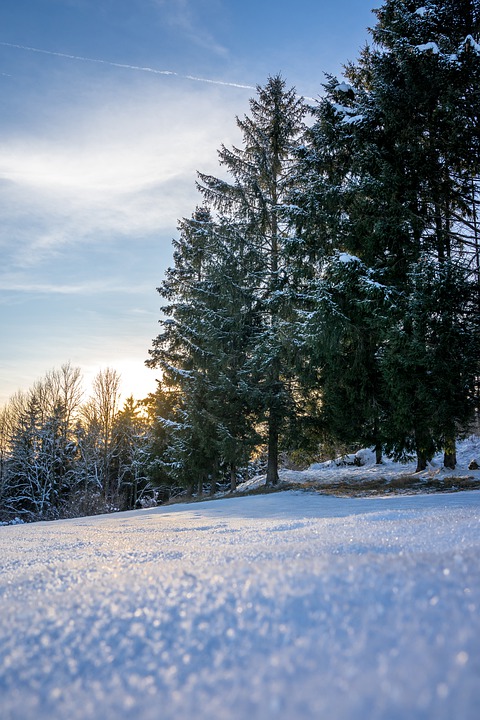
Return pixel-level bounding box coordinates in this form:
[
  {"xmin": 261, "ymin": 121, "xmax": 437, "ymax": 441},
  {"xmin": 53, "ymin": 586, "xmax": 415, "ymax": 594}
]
[
  {"xmin": 238, "ymin": 435, "xmax": 480, "ymax": 491},
  {"xmin": 1, "ymin": 490, "xmax": 480, "ymax": 719}
]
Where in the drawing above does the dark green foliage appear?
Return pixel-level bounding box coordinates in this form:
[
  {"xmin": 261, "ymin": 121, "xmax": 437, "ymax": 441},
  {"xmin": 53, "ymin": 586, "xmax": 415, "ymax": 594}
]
[
  {"xmin": 146, "ymin": 8, "xmax": 480, "ymax": 482},
  {"xmin": 199, "ymin": 75, "xmax": 307, "ymax": 486},
  {"xmin": 380, "ymin": 259, "xmax": 479, "ymax": 469},
  {"xmin": 313, "ymin": 254, "xmax": 390, "ymax": 461},
  {"xmin": 290, "ymin": 0, "xmax": 480, "ymax": 469},
  {"xmin": 141, "ymin": 383, "xmax": 184, "ymax": 499},
  {"xmin": 148, "ymin": 76, "xmax": 306, "ymax": 489},
  {"xmin": 147, "ymin": 210, "xmax": 262, "ymax": 493}
]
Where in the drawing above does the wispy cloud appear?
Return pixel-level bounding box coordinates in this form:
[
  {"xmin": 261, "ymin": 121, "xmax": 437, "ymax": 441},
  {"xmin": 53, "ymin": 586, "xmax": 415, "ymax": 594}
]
[
  {"xmin": 152, "ymin": 0, "xmax": 229, "ymax": 57},
  {"xmin": 0, "ymin": 278, "xmax": 147, "ymax": 295},
  {"xmin": 0, "ymin": 23, "xmax": 252, "ymax": 405},
  {"xmin": 0, "ymin": 79, "xmax": 247, "ymax": 269},
  {"xmin": 0, "ymin": 41, "xmax": 254, "ymax": 90}
]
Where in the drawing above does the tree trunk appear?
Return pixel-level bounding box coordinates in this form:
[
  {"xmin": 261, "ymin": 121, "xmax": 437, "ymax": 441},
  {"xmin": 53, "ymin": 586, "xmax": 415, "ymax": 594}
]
[
  {"xmin": 471, "ymin": 180, "xmax": 480, "ymax": 319},
  {"xmin": 442, "ymin": 419, "xmax": 457, "ymax": 469},
  {"xmin": 266, "ymin": 420, "xmax": 279, "ymax": 486},
  {"xmin": 415, "ymin": 448, "xmax": 428, "ymax": 473},
  {"xmin": 443, "ymin": 439, "xmax": 457, "ymax": 469},
  {"xmin": 415, "ymin": 426, "xmax": 434, "ymax": 472},
  {"xmin": 374, "ymin": 416, "xmax": 382, "ymax": 464},
  {"xmin": 130, "ymin": 475, "xmax": 136, "ymax": 509},
  {"xmin": 443, "ymin": 448, "xmax": 456, "ymax": 470},
  {"xmin": 230, "ymin": 463, "xmax": 237, "ymax": 493},
  {"xmin": 209, "ymin": 456, "xmax": 220, "ymax": 496}
]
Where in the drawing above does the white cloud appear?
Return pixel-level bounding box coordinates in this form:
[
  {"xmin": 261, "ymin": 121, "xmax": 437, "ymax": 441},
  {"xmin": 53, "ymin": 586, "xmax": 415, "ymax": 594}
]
[
  {"xmin": 0, "ymin": 61, "xmax": 250, "ymax": 405},
  {"xmin": 0, "ymin": 78, "xmax": 247, "ymax": 269},
  {"xmin": 0, "ymin": 277, "xmax": 149, "ymax": 295}
]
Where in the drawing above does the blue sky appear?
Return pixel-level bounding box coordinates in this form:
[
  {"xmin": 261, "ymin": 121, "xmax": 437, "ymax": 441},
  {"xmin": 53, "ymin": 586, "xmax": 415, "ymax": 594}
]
[{"xmin": 0, "ymin": 0, "xmax": 377, "ymax": 405}]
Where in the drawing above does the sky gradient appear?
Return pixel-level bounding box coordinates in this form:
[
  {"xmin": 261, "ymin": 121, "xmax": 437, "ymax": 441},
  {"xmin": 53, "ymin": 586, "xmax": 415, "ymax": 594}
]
[{"xmin": 0, "ymin": 0, "xmax": 378, "ymax": 406}]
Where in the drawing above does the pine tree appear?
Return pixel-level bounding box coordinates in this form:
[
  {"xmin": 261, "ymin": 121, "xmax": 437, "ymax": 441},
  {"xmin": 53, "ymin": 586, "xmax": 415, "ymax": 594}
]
[
  {"xmin": 197, "ymin": 75, "xmax": 306, "ymax": 485},
  {"xmin": 148, "ymin": 78, "xmax": 306, "ymax": 488},
  {"xmin": 6, "ymin": 388, "xmax": 54, "ymax": 519},
  {"xmin": 113, "ymin": 397, "xmax": 151, "ymax": 509},
  {"xmin": 148, "ymin": 209, "xmax": 258, "ymax": 493},
  {"xmin": 293, "ymin": 0, "xmax": 480, "ymax": 466},
  {"xmin": 148, "ymin": 208, "xmax": 220, "ymax": 494},
  {"xmin": 369, "ymin": 0, "xmax": 480, "ymax": 463},
  {"xmin": 313, "ymin": 253, "xmax": 390, "ymax": 462},
  {"xmin": 141, "ymin": 382, "xmax": 184, "ymax": 500},
  {"xmin": 371, "ymin": 0, "xmax": 480, "ymax": 268},
  {"xmin": 196, "ymin": 221, "xmax": 261, "ymax": 491},
  {"xmin": 380, "ymin": 258, "xmax": 478, "ymax": 469},
  {"xmin": 290, "ymin": 72, "xmax": 399, "ymax": 462}
]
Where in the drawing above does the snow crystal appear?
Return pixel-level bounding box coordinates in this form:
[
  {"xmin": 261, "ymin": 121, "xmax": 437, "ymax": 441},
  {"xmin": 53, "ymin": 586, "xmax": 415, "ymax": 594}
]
[
  {"xmin": 415, "ymin": 7, "xmax": 427, "ymax": 16},
  {"xmin": 1, "ymin": 488, "xmax": 480, "ymax": 719}
]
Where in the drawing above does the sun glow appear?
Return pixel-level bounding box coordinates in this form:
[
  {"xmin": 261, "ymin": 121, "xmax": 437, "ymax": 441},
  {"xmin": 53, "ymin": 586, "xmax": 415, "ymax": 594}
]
[{"xmin": 80, "ymin": 359, "xmax": 159, "ymax": 405}]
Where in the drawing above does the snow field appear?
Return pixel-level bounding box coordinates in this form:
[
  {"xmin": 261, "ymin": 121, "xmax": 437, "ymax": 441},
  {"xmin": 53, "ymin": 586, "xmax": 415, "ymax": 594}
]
[{"xmin": 1, "ymin": 490, "xmax": 480, "ymax": 719}]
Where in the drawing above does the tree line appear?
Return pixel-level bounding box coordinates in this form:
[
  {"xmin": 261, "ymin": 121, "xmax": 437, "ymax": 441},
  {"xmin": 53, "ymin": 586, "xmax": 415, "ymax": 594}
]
[
  {"xmin": 0, "ymin": 364, "xmax": 165, "ymax": 522},
  {"xmin": 2, "ymin": 0, "xmax": 480, "ymax": 521},
  {"xmin": 146, "ymin": 0, "xmax": 480, "ymax": 489}
]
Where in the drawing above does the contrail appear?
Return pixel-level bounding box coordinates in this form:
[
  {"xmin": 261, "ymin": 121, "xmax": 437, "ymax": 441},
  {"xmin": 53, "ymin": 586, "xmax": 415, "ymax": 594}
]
[{"xmin": 0, "ymin": 41, "xmax": 256, "ymax": 90}]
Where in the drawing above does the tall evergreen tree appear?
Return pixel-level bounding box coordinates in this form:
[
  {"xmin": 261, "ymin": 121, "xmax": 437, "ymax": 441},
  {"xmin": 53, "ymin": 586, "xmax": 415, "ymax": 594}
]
[
  {"xmin": 293, "ymin": 0, "xmax": 480, "ymax": 467},
  {"xmin": 148, "ymin": 209, "xmax": 259, "ymax": 492},
  {"xmin": 148, "ymin": 78, "xmax": 305, "ymax": 488},
  {"xmin": 370, "ymin": 0, "xmax": 480, "ymax": 464},
  {"xmin": 141, "ymin": 382, "xmax": 183, "ymax": 500},
  {"xmin": 197, "ymin": 75, "xmax": 306, "ymax": 485},
  {"xmin": 380, "ymin": 258, "xmax": 478, "ymax": 469}
]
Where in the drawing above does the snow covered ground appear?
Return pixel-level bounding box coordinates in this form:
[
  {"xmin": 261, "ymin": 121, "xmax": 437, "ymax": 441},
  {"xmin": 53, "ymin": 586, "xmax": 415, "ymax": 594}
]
[
  {"xmin": 238, "ymin": 435, "xmax": 480, "ymax": 492},
  {"xmin": 1, "ymin": 489, "xmax": 480, "ymax": 719}
]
